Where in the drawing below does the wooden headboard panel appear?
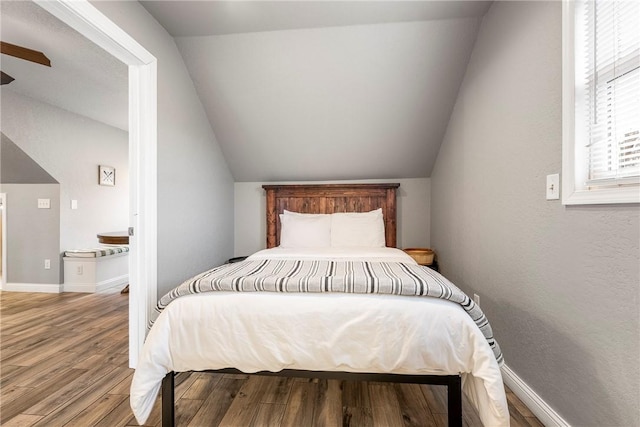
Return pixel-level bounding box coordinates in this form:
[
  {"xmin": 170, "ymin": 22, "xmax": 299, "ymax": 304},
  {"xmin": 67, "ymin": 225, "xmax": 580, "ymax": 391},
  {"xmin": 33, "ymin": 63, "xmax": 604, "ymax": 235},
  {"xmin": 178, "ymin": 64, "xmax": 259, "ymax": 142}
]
[{"xmin": 262, "ymin": 183, "xmax": 400, "ymax": 248}]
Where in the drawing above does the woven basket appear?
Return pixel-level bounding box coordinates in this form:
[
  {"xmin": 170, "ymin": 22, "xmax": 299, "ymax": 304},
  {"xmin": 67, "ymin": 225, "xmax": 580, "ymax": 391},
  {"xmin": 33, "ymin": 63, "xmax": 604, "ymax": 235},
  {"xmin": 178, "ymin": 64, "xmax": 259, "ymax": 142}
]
[{"xmin": 404, "ymin": 248, "xmax": 435, "ymax": 265}]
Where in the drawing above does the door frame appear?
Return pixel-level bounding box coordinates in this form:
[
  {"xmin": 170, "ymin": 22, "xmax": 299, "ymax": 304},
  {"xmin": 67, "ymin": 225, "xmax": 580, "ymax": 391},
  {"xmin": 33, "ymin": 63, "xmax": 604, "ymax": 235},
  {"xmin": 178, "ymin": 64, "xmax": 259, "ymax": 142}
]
[
  {"xmin": 0, "ymin": 193, "xmax": 6, "ymax": 290},
  {"xmin": 35, "ymin": 0, "xmax": 157, "ymax": 368}
]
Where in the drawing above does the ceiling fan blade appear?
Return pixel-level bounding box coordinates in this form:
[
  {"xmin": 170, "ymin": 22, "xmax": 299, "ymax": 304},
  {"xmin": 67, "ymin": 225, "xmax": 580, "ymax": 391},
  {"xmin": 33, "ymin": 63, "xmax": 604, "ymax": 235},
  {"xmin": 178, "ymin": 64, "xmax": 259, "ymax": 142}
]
[
  {"xmin": 1, "ymin": 41, "xmax": 51, "ymax": 67},
  {"xmin": 1, "ymin": 71, "xmax": 15, "ymax": 85}
]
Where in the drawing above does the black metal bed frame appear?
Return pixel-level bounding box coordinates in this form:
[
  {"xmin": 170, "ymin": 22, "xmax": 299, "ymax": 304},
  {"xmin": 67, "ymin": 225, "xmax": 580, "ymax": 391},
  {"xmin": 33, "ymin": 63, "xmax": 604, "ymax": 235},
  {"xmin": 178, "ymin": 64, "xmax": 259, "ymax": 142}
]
[{"xmin": 161, "ymin": 369, "xmax": 462, "ymax": 427}]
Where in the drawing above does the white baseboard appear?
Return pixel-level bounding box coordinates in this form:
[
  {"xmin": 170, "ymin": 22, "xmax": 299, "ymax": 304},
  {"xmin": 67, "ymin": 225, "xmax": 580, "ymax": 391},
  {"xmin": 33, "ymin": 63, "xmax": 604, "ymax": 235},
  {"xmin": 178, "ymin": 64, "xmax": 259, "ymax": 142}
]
[
  {"xmin": 3, "ymin": 282, "xmax": 62, "ymax": 293},
  {"xmin": 63, "ymin": 274, "xmax": 128, "ymax": 293},
  {"xmin": 501, "ymin": 364, "xmax": 571, "ymax": 427}
]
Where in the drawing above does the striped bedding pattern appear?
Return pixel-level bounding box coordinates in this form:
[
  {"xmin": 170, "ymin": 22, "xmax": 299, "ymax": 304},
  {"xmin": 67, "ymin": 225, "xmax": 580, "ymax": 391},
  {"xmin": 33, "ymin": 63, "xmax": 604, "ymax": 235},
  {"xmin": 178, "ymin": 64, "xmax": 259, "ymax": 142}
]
[
  {"xmin": 155, "ymin": 259, "xmax": 503, "ymax": 364},
  {"xmin": 63, "ymin": 246, "xmax": 129, "ymax": 258}
]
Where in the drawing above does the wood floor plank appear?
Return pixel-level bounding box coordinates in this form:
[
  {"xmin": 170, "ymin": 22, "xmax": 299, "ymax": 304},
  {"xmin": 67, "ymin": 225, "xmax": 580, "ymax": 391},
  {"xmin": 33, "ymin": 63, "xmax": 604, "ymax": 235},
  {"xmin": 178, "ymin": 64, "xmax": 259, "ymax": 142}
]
[
  {"xmin": 343, "ymin": 406, "xmax": 374, "ymax": 427},
  {"xmin": 421, "ymin": 384, "xmax": 448, "ymax": 414},
  {"xmin": 260, "ymin": 375, "xmax": 293, "ymax": 404},
  {"xmin": 94, "ymin": 397, "xmax": 141, "ymax": 427},
  {"xmin": 174, "ymin": 398, "xmax": 205, "ymax": 427},
  {"xmin": 0, "ymin": 413, "xmax": 43, "ymax": 427},
  {"xmin": 174, "ymin": 372, "xmax": 202, "ymax": 400},
  {"xmin": 0, "ymin": 384, "xmax": 32, "ymax": 405},
  {"xmin": 31, "ymin": 367, "xmax": 131, "ymax": 427},
  {"xmin": 0, "ymin": 290, "xmax": 542, "ymax": 427},
  {"xmin": 369, "ymin": 383, "xmax": 405, "ymax": 427},
  {"xmin": 343, "ymin": 379, "xmax": 371, "ymax": 408},
  {"xmin": 0, "ymin": 368, "xmax": 87, "ymax": 423},
  {"xmin": 279, "ymin": 380, "xmax": 318, "ymax": 427},
  {"xmin": 187, "ymin": 377, "xmax": 245, "ymax": 427},
  {"xmin": 0, "ymin": 364, "xmax": 24, "ymax": 381},
  {"xmin": 62, "ymin": 393, "xmax": 128, "ymax": 426},
  {"xmin": 394, "ymin": 382, "xmax": 439, "ymax": 427},
  {"xmin": 313, "ymin": 379, "xmax": 342, "ymax": 427},
  {"xmin": 432, "ymin": 413, "xmax": 450, "ymax": 427},
  {"xmin": 251, "ymin": 403, "xmax": 286, "ymax": 427},
  {"xmin": 217, "ymin": 375, "xmax": 269, "ymax": 426},
  {"xmin": 523, "ymin": 416, "xmax": 546, "ymax": 427},
  {"xmin": 108, "ymin": 372, "xmax": 134, "ymax": 396},
  {"xmin": 6, "ymin": 351, "xmax": 80, "ymax": 388},
  {"xmin": 180, "ymin": 372, "xmax": 222, "ymax": 400},
  {"xmin": 76, "ymin": 352, "xmax": 129, "ymax": 371},
  {"xmin": 23, "ymin": 365, "xmax": 119, "ymax": 416}
]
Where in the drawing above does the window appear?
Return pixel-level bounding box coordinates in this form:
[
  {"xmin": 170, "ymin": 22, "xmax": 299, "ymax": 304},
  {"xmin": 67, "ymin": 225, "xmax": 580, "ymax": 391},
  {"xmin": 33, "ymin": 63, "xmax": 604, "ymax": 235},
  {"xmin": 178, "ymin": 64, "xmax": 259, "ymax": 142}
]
[{"xmin": 563, "ymin": 0, "xmax": 640, "ymax": 204}]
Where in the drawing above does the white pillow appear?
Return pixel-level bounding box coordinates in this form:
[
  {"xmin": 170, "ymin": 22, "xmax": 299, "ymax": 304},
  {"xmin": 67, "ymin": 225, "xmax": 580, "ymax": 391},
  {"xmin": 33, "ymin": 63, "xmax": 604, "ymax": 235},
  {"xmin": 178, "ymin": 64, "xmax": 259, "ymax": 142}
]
[
  {"xmin": 330, "ymin": 209, "xmax": 386, "ymax": 248},
  {"xmin": 279, "ymin": 213, "xmax": 331, "ymax": 248},
  {"xmin": 283, "ymin": 210, "xmax": 326, "ymax": 218}
]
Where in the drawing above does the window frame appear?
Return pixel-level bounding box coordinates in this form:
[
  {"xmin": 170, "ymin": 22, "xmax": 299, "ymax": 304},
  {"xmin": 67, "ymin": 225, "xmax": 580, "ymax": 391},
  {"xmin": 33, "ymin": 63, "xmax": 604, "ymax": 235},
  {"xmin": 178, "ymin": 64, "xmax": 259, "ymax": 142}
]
[{"xmin": 562, "ymin": 0, "xmax": 640, "ymax": 205}]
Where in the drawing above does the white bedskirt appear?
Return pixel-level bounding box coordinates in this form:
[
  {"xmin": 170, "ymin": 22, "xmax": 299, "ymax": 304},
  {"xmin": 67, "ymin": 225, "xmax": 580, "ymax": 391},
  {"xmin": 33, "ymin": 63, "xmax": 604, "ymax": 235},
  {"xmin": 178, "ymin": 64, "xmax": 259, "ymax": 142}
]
[
  {"xmin": 131, "ymin": 292, "xmax": 508, "ymax": 425},
  {"xmin": 130, "ymin": 247, "xmax": 509, "ymax": 426}
]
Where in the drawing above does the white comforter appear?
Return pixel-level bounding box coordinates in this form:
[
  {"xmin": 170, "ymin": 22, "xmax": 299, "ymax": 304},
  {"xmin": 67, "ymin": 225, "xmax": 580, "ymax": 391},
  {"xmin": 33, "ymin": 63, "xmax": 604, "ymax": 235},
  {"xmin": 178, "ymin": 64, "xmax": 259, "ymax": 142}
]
[{"xmin": 130, "ymin": 248, "xmax": 509, "ymax": 426}]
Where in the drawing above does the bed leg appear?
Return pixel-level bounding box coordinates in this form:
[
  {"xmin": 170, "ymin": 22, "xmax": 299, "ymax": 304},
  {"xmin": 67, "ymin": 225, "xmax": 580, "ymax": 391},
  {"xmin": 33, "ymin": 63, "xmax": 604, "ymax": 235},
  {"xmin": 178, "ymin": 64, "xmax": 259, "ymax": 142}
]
[
  {"xmin": 447, "ymin": 375, "xmax": 462, "ymax": 427},
  {"xmin": 162, "ymin": 371, "xmax": 175, "ymax": 427}
]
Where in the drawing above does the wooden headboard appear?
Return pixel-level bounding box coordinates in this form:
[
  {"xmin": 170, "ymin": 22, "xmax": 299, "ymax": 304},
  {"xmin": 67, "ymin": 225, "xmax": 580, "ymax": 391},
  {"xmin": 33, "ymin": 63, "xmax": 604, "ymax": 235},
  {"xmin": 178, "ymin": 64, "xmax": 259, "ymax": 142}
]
[{"xmin": 262, "ymin": 183, "xmax": 400, "ymax": 248}]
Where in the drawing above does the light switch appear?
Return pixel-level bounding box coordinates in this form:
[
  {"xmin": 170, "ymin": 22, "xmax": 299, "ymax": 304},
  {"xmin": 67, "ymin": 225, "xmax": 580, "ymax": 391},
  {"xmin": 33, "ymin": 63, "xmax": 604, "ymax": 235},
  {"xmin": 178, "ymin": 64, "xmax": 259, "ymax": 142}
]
[
  {"xmin": 37, "ymin": 198, "xmax": 51, "ymax": 209},
  {"xmin": 546, "ymin": 174, "xmax": 560, "ymax": 200},
  {"xmin": 71, "ymin": 200, "xmax": 78, "ymax": 210}
]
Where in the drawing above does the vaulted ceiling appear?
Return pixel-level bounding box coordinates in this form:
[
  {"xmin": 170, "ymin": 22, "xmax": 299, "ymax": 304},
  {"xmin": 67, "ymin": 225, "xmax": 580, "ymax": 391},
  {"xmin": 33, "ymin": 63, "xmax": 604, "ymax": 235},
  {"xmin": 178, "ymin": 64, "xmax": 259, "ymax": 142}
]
[
  {"xmin": 1, "ymin": 1, "xmax": 491, "ymax": 182},
  {"xmin": 0, "ymin": 0, "xmax": 128, "ymax": 131}
]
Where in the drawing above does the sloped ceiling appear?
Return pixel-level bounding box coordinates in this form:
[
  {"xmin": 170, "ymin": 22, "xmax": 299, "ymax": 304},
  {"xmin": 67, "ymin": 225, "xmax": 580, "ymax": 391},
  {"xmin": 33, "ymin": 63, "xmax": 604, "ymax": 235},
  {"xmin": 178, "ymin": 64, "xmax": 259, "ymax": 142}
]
[
  {"xmin": 1, "ymin": 1, "xmax": 491, "ymax": 182},
  {"xmin": 142, "ymin": 1, "xmax": 490, "ymax": 181},
  {"xmin": 1, "ymin": 132, "xmax": 58, "ymax": 184},
  {"xmin": 0, "ymin": 0, "xmax": 128, "ymax": 131}
]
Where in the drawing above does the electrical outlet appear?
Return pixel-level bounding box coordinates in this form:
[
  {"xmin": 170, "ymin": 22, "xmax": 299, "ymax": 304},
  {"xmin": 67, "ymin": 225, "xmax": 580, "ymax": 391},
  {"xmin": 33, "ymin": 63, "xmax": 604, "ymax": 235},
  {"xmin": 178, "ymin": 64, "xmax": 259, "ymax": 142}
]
[
  {"xmin": 44, "ymin": 259, "xmax": 51, "ymax": 270},
  {"xmin": 473, "ymin": 293, "xmax": 480, "ymax": 306},
  {"xmin": 76, "ymin": 265, "xmax": 83, "ymax": 275}
]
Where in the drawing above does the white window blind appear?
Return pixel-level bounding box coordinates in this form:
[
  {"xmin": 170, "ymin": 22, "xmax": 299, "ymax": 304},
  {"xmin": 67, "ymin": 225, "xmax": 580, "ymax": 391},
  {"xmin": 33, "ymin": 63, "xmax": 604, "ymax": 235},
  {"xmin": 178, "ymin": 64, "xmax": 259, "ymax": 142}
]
[{"xmin": 583, "ymin": 0, "xmax": 640, "ymax": 187}]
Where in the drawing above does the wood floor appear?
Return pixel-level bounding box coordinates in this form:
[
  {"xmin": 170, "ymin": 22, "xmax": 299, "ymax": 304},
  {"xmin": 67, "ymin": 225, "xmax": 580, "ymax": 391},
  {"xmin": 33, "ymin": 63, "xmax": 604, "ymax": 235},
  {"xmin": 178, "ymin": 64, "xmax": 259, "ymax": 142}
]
[{"xmin": 1, "ymin": 290, "xmax": 543, "ymax": 427}]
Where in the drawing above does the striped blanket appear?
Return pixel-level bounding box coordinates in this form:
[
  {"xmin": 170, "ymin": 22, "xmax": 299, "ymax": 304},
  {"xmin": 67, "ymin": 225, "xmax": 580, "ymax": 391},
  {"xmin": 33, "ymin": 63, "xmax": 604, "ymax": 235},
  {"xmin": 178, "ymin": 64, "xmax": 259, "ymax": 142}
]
[{"xmin": 155, "ymin": 259, "xmax": 503, "ymax": 364}]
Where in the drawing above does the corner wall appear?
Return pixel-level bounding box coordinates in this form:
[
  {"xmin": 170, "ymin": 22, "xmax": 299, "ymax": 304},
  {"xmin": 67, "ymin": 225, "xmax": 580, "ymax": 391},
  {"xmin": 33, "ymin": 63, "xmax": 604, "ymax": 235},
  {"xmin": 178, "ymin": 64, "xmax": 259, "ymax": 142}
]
[
  {"xmin": 430, "ymin": 2, "xmax": 639, "ymax": 426},
  {"xmin": 0, "ymin": 184, "xmax": 60, "ymax": 287}
]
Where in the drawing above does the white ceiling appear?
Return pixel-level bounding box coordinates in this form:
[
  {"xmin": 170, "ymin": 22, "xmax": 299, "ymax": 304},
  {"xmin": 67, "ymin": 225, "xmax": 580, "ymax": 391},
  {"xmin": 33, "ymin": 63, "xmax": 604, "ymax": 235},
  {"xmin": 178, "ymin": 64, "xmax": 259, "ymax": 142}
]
[
  {"xmin": 1, "ymin": 1, "xmax": 492, "ymax": 181},
  {"xmin": 140, "ymin": 1, "xmax": 492, "ymax": 37},
  {"xmin": 0, "ymin": 0, "xmax": 128, "ymax": 131}
]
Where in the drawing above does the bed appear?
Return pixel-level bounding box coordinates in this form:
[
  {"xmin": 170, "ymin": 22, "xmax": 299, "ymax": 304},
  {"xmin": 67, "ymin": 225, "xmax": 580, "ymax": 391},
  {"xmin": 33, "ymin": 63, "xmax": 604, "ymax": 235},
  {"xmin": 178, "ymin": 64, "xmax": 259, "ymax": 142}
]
[{"xmin": 130, "ymin": 183, "xmax": 509, "ymax": 427}]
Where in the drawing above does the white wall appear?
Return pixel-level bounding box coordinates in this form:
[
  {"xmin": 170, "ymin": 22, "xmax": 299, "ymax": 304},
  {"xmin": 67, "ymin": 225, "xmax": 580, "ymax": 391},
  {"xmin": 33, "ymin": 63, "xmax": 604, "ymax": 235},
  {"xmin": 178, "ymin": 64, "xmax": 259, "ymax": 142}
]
[
  {"xmin": 430, "ymin": 2, "xmax": 639, "ymax": 426},
  {"xmin": 1, "ymin": 91, "xmax": 129, "ymax": 282},
  {"xmin": 92, "ymin": 1, "xmax": 235, "ymax": 296},
  {"xmin": 235, "ymin": 178, "xmax": 430, "ymax": 256}
]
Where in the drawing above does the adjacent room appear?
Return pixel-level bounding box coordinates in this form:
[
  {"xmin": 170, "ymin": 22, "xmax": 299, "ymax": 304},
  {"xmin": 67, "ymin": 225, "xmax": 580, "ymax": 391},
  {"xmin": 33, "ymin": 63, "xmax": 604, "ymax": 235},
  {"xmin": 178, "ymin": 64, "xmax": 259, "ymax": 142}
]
[{"xmin": 0, "ymin": 1, "xmax": 638, "ymax": 427}]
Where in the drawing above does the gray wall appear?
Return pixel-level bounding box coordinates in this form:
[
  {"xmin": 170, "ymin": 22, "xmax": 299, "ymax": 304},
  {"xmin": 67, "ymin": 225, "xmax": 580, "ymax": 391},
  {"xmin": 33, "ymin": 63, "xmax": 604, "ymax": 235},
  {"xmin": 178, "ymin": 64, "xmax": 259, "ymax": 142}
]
[
  {"xmin": 0, "ymin": 184, "xmax": 60, "ymax": 285},
  {"xmin": 1, "ymin": 133, "xmax": 58, "ymax": 184},
  {"xmin": 430, "ymin": 2, "xmax": 639, "ymax": 426},
  {"xmin": 234, "ymin": 178, "xmax": 430, "ymax": 256},
  {"xmin": 92, "ymin": 1, "xmax": 235, "ymax": 296}
]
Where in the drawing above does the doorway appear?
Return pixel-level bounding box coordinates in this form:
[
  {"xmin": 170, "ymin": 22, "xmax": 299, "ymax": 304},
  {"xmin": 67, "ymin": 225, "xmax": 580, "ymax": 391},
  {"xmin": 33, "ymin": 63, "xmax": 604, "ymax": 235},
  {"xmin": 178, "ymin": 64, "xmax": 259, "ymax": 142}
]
[
  {"xmin": 0, "ymin": 193, "xmax": 5, "ymax": 290},
  {"xmin": 35, "ymin": 0, "xmax": 157, "ymax": 368}
]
